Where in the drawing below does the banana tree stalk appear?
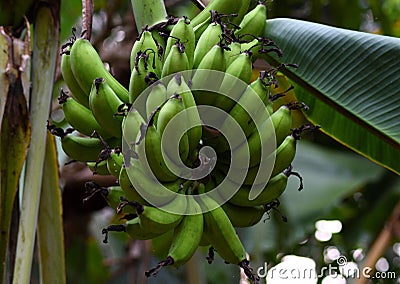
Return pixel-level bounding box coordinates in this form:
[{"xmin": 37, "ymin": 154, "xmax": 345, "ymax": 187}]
[
  {"xmin": 12, "ymin": 2, "xmax": 60, "ymax": 283},
  {"xmin": 131, "ymin": 0, "xmax": 167, "ymax": 33}
]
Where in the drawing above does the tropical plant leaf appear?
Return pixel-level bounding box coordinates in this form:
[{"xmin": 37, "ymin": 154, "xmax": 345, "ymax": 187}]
[
  {"xmin": 262, "ymin": 18, "xmax": 400, "ymax": 174},
  {"xmin": 13, "ymin": 3, "xmax": 60, "ymax": 282},
  {"xmin": 0, "ymin": 28, "xmax": 31, "ymax": 283},
  {"xmin": 37, "ymin": 134, "xmax": 65, "ymax": 284}
]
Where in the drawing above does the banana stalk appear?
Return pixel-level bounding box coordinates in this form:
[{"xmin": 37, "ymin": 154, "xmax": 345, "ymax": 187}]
[{"xmin": 131, "ymin": 0, "xmax": 167, "ymax": 33}]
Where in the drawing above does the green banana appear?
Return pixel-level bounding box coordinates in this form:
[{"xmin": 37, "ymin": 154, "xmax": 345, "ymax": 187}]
[
  {"xmin": 156, "ymin": 95, "xmax": 190, "ymax": 165},
  {"xmin": 58, "ymin": 90, "xmax": 112, "ymax": 138},
  {"xmin": 213, "ymin": 51, "xmax": 253, "ymax": 113},
  {"xmin": 151, "ymin": 229, "xmax": 174, "ymax": 260},
  {"xmin": 87, "ymin": 160, "xmax": 110, "ymax": 175},
  {"xmin": 193, "ymin": 22, "xmax": 223, "ymax": 69},
  {"xmin": 215, "ymin": 76, "xmax": 271, "ymax": 152},
  {"xmin": 225, "ymin": 104, "xmax": 292, "ymax": 168},
  {"xmin": 235, "ymin": 1, "xmax": 267, "ymax": 42},
  {"xmin": 69, "ymin": 38, "xmax": 129, "ymax": 102},
  {"xmin": 129, "ymin": 52, "xmax": 157, "ymax": 103},
  {"xmin": 59, "ymin": 133, "xmax": 119, "ymax": 162},
  {"xmin": 191, "ymin": 44, "xmax": 227, "ymax": 106},
  {"xmin": 222, "ymin": 203, "xmax": 265, "ymax": 228},
  {"xmin": 60, "ymin": 52, "xmax": 90, "ymax": 107},
  {"xmin": 89, "ymin": 77, "xmax": 124, "ymax": 138},
  {"xmin": 164, "ymin": 17, "xmax": 196, "ymax": 69},
  {"xmin": 145, "ymin": 81, "xmax": 168, "ymax": 120},
  {"xmin": 130, "ymin": 30, "xmax": 162, "ymax": 76},
  {"xmin": 228, "ymin": 171, "xmax": 289, "ymax": 207},
  {"xmin": 136, "ymin": 121, "xmax": 178, "ymax": 182},
  {"xmin": 270, "ymin": 134, "xmax": 297, "ymax": 177},
  {"xmin": 107, "ymin": 148, "xmax": 124, "ymax": 178},
  {"xmin": 122, "ymin": 106, "xmax": 146, "ymax": 148},
  {"xmin": 166, "ymin": 74, "xmax": 202, "ymax": 160},
  {"xmin": 129, "ymin": 196, "xmax": 187, "ymax": 234},
  {"xmin": 161, "ymin": 43, "xmax": 190, "ymax": 78},
  {"xmin": 102, "ymin": 218, "xmax": 161, "ymax": 243},
  {"xmin": 190, "ymin": 0, "xmax": 250, "ymax": 28},
  {"xmin": 146, "ymin": 197, "xmax": 203, "ymax": 276},
  {"xmin": 197, "ymin": 185, "xmax": 258, "ymax": 282},
  {"xmin": 118, "ymin": 166, "xmax": 149, "ymax": 205},
  {"xmin": 224, "ymin": 41, "xmax": 242, "ymax": 67},
  {"xmin": 125, "ymin": 158, "xmax": 182, "ymax": 206}
]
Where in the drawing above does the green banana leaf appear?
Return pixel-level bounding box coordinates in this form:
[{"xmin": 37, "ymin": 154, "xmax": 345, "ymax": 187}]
[
  {"xmin": 36, "ymin": 134, "xmax": 65, "ymax": 284},
  {"xmin": 262, "ymin": 18, "xmax": 400, "ymax": 175},
  {"xmin": 0, "ymin": 30, "xmax": 31, "ymax": 283}
]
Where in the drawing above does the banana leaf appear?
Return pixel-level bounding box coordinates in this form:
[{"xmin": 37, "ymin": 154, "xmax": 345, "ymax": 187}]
[
  {"xmin": 261, "ymin": 18, "xmax": 400, "ymax": 175},
  {"xmin": 12, "ymin": 3, "xmax": 60, "ymax": 282},
  {"xmin": 0, "ymin": 28, "xmax": 31, "ymax": 283},
  {"xmin": 36, "ymin": 134, "xmax": 65, "ymax": 284}
]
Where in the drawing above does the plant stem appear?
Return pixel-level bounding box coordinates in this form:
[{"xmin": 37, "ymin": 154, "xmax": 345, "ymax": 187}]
[{"xmin": 12, "ymin": 2, "xmax": 60, "ymax": 283}]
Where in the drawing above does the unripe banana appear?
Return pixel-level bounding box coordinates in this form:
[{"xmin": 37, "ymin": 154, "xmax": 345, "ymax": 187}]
[
  {"xmin": 190, "ymin": 0, "xmax": 250, "ymax": 28},
  {"xmin": 129, "ymin": 52, "xmax": 157, "ymax": 103},
  {"xmin": 151, "ymin": 229, "xmax": 174, "ymax": 260},
  {"xmin": 191, "ymin": 44, "xmax": 226, "ymax": 105},
  {"xmin": 156, "ymin": 95, "xmax": 190, "ymax": 165},
  {"xmin": 107, "ymin": 148, "xmax": 124, "ymax": 178},
  {"xmin": 58, "ymin": 133, "xmax": 117, "ymax": 162},
  {"xmin": 225, "ymin": 104, "xmax": 292, "ymax": 168},
  {"xmin": 69, "ymin": 38, "xmax": 129, "ymax": 102},
  {"xmin": 196, "ymin": 185, "xmax": 258, "ymax": 282},
  {"xmin": 131, "ymin": 196, "xmax": 187, "ymax": 234},
  {"xmin": 270, "ymin": 134, "xmax": 297, "ymax": 177},
  {"xmin": 118, "ymin": 166, "xmax": 149, "ymax": 205},
  {"xmin": 122, "ymin": 106, "xmax": 146, "ymax": 147},
  {"xmin": 87, "ymin": 160, "xmax": 110, "ymax": 175},
  {"xmin": 215, "ymin": 76, "xmax": 271, "ymax": 152},
  {"xmin": 89, "ymin": 78, "xmax": 124, "ymax": 138},
  {"xmin": 130, "ymin": 30, "xmax": 162, "ymax": 76},
  {"xmin": 224, "ymin": 41, "xmax": 242, "ymax": 67},
  {"xmin": 61, "ymin": 52, "xmax": 90, "ymax": 107},
  {"xmin": 146, "ymin": 197, "xmax": 204, "ymax": 276},
  {"xmin": 222, "ymin": 203, "xmax": 265, "ymax": 227},
  {"xmin": 125, "ymin": 158, "xmax": 182, "ymax": 206},
  {"xmin": 102, "ymin": 218, "xmax": 161, "ymax": 242},
  {"xmin": 193, "ymin": 22, "xmax": 223, "ymax": 69},
  {"xmin": 166, "ymin": 74, "xmax": 202, "ymax": 160},
  {"xmin": 235, "ymin": 1, "xmax": 267, "ymax": 42},
  {"xmin": 145, "ymin": 81, "xmax": 168, "ymax": 119},
  {"xmin": 164, "ymin": 17, "xmax": 196, "ymax": 69},
  {"xmin": 228, "ymin": 171, "xmax": 289, "ymax": 207},
  {"xmin": 213, "ymin": 51, "xmax": 253, "ymax": 113},
  {"xmin": 58, "ymin": 91, "xmax": 112, "ymax": 138},
  {"xmin": 198, "ymin": 193, "xmax": 246, "ymax": 265},
  {"xmin": 136, "ymin": 120, "xmax": 178, "ymax": 182},
  {"xmin": 161, "ymin": 43, "xmax": 190, "ymax": 78}
]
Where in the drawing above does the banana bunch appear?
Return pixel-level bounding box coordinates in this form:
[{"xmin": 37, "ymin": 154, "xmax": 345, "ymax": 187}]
[{"xmin": 50, "ymin": 0, "xmax": 316, "ymax": 283}]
